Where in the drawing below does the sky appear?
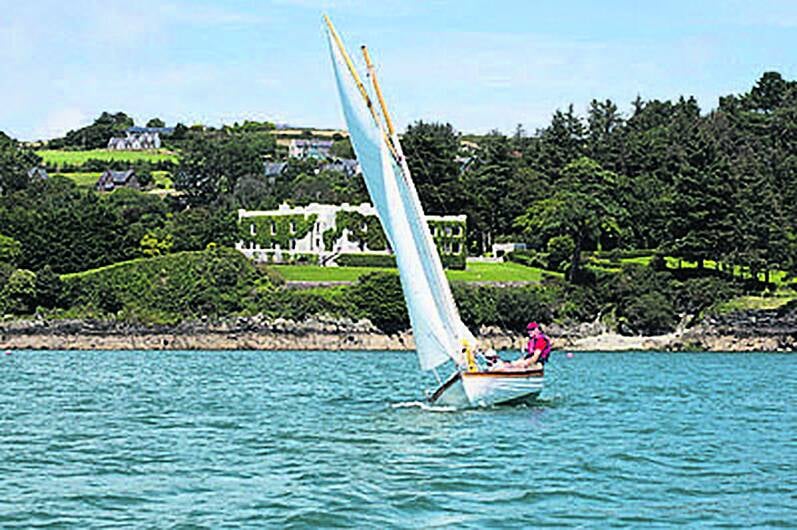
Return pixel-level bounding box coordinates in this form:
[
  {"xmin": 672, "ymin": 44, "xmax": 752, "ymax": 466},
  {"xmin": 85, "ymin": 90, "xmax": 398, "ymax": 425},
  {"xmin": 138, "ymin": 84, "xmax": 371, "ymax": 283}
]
[{"xmin": 1, "ymin": 0, "xmax": 796, "ymax": 140}]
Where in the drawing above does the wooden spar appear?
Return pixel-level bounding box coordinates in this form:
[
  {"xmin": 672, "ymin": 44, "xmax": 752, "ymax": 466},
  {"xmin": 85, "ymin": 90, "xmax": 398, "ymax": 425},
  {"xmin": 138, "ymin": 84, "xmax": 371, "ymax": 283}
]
[
  {"xmin": 361, "ymin": 45, "xmax": 396, "ymax": 137},
  {"xmin": 323, "ymin": 15, "xmax": 399, "ymax": 160}
]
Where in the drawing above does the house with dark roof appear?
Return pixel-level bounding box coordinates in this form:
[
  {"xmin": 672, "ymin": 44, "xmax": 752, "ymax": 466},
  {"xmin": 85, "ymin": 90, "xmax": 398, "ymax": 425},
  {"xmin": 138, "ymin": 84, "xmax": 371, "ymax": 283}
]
[
  {"xmin": 321, "ymin": 158, "xmax": 360, "ymax": 177},
  {"xmin": 96, "ymin": 169, "xmax": 139, "ymax": 192},
  {"xmin": 263, "ymin": 161, "xmax": 288, "ymax": 186},
  {"xmin": 126, "ymin": 126, "xmax": 175, "ymax": 135},
  {"xmin": 27, "ymin": 167, "xmax": 49, "ymax": 181}
]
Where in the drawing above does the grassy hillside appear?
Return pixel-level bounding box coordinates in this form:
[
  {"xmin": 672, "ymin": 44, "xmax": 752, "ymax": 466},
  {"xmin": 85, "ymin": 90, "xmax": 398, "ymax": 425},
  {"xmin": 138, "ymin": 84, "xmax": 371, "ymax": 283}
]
[
  {"xmin": 61, "ymin": 248, "xmax": 267, "ymax": 322},
  {"xmin": 37, "ymin": 149, "xmax": 179, "ymax": 166}
]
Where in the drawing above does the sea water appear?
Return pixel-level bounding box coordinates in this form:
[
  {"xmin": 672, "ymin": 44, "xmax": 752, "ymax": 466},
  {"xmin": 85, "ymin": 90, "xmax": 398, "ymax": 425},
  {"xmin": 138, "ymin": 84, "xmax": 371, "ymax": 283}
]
[{"xmin": 0, "ymin": 350, "xmax": 795, "ymax": 528}]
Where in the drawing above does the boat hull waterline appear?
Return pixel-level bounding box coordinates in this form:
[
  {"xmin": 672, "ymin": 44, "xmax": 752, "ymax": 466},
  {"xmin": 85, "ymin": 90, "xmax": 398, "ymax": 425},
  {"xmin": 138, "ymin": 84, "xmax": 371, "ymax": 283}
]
[{"xmin": 430, "ymin": 369, "xmax": 544, "ymax": 408}]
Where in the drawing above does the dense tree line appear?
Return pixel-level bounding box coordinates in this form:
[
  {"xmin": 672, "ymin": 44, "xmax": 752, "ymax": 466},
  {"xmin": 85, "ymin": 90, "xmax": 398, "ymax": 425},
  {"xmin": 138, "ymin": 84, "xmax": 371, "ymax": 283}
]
[{"xmin": 401, "ymin": 72, "xmax": 797, "ymax": 282}]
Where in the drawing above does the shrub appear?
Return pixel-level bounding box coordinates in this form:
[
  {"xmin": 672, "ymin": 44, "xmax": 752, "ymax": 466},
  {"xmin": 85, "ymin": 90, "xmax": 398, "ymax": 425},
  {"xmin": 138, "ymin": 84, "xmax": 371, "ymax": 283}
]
[
  {"xmin": 506, "ymin": 249, "xmax": 549, "ymax": 269},
  {"xmin": 623, "ymin": 291, "xmax": 676, "ymax": 335},
  {"xmin": 346, "ymin": 272, "xmax": 408, "ymax": 334},
  {"xmin": 441, "ymin": 253, "xmax": 466, "ymax": 270},
  {"xmin": 337, "ymin": 254, "xmax": 396, "ymax": 268},
  {"xmin": 1, "ymin": 269, "xmax": 37, "ymax": 314},
  {"xmin": 673, "ymin": 276, "xmax": 740, "ymax": 315},
  {"xmin": 34, "ymin": 265, "xmax": 63, "ymax": 309},
  {"xmin": 452, "ymin": 283, "xmax": 497, "ymax": 329}
]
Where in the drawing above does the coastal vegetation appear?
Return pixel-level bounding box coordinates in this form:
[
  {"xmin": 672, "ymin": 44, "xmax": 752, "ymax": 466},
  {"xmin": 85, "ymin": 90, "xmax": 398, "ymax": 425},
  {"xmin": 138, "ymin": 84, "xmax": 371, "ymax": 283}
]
[{"xmin": 2, "ymin": 72, "xmax": 797, "ymax": 337}]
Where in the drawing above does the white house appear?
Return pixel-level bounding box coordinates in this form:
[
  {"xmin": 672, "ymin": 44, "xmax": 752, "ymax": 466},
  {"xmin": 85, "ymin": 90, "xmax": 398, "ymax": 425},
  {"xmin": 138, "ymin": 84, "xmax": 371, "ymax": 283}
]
[
  {"xmin": 288, "ymin": 139, "xmax": 334, "ymax": 159},
  {"xmin": 107, "ymin": 131, "xmax": 162, "ymax": 150},
  {"xmin": 236, "ymin": 202, "xmax": 467, "ymax": 266}
]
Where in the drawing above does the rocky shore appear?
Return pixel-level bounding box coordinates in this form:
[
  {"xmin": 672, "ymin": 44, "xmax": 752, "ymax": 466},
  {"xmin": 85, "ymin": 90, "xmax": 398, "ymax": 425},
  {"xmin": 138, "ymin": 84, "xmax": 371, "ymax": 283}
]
[{"xmin": 2, "ymin": 302, "xmax": 796, "ymax": 351}]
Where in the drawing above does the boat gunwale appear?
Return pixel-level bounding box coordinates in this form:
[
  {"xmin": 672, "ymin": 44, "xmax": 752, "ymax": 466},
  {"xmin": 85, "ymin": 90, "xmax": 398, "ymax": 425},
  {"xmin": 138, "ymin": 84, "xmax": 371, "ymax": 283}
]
[{"xmin": 462, "ymin": 369, "xmax": 544, "ymax": 378}]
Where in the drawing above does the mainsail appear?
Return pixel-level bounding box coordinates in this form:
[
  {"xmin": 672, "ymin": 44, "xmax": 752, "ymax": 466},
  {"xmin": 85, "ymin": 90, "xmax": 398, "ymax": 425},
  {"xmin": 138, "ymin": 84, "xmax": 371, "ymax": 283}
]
[{"xmin": 325, "ymin": 18, "xmax": 476, "ymax": 371}]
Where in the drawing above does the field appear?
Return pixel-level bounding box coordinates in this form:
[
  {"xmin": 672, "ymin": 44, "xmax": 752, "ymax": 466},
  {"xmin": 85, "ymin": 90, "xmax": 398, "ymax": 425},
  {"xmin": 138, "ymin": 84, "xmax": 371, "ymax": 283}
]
[
  {"xmin": 52, "ymin": 172, "xmax": 100, "ymax": 188},
  {"xmin": 37, "ymin": 149, "xmax": 179, "ymax": 166},
  {"xmin": 272, "ymin": 261, "xmax": 559, "ymax": 283}
]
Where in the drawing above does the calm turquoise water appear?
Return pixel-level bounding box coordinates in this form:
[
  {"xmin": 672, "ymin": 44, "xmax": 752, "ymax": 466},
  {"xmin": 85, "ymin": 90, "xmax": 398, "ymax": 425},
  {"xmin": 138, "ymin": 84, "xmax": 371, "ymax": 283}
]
[{"xmin": 0, "ymin": 350, "xmax": 795, "ymax": 528}]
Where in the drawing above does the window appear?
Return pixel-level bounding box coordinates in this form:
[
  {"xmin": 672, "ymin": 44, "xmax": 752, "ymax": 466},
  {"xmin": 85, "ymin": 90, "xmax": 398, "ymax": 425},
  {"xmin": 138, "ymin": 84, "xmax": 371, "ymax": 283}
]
[
  {"xmin": 445, "ymin": 226, "xmax": 452, "ymax": 236},
  {"xmin": 452, "ymin": 242, "xmax": 461, "ymax": 254},
  {"xmin": 270, "ymin": 221, "xmax": 276, "ymax": 235},
  {"xmin": 290, "ymin": 239, "xmax": 297, "ymax": 250},
  {"xmin": 289, "ymin": 221, "xmax": 296, "ymax": 234},
  {"xmin": 454, "ymin": 225, "xmax": 462, "ymax": 236}
]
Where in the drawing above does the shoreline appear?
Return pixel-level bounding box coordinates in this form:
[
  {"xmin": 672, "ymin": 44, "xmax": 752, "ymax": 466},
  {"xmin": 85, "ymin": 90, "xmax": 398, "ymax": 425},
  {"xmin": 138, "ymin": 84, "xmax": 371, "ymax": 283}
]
[
  {"xmin": 1, "ymin": 317, "xmax": 794, "ymax": 352},
  {"xmin": 4, "ymin": 302, "xmax": 797, "ymax": 351}
]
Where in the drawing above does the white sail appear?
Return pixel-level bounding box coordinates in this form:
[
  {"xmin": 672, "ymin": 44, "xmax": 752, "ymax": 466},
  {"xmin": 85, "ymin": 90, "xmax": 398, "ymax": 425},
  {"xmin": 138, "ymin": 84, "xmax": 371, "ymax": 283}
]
[{"xmin": 326, "ymin": 23, "xmax": 476, "ymax": 371}]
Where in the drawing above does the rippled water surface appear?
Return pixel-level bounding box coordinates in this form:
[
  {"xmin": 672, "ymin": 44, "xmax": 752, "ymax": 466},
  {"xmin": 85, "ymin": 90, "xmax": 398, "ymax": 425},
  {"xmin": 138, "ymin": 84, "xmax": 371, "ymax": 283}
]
[{"xmin": 0, "ymin": 350, "xmax": 795, "ymax": 528}]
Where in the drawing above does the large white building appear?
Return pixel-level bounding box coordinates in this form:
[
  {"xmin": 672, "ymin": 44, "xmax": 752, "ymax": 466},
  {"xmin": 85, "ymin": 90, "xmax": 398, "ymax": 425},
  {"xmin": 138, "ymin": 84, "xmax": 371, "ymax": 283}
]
[{"xmin": 236, "ymin": 202, "xmax": 467, "ymax": 266}]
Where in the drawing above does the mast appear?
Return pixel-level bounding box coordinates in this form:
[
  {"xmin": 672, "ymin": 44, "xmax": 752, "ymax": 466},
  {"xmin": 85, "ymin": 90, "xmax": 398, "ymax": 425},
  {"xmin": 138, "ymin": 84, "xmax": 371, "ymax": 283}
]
[
  {"xmin": 361, "ymin": 45, "xmax": 396, "ymax": 137},
  {"xmin": 323, "ymin": 15, "xmax": 399, "ymax": 161}
]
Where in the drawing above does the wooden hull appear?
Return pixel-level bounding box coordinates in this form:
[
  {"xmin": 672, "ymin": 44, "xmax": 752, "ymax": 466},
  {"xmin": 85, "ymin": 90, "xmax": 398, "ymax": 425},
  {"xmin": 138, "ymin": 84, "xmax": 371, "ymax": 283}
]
[{"xmin": 429, "ymin": 369, "xmax": 544, "ymax": 408}]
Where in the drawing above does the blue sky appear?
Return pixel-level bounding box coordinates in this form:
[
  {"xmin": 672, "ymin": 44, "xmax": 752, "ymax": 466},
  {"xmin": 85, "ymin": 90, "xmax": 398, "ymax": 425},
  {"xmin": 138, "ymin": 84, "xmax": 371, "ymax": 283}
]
[{"xmin": 2, "ymin": 0, "xmax": 796, "ymax": 140}]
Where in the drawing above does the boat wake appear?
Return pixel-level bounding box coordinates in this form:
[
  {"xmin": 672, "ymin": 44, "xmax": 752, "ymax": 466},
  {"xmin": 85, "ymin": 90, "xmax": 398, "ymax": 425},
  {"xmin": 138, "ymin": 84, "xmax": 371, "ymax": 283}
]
[{"xmin": 391, "ymin": 401, "xmax": 458, "ymax": 413}]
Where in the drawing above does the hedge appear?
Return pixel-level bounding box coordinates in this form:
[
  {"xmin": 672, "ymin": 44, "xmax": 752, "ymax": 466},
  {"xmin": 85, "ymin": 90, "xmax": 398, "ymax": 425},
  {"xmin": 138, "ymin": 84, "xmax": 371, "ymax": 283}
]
[
  {"xmin": 337, "ymin": 253, "xmax": 465, "ymax": 270},
  {"xmin": 337, "ymin": 254, "xmax": 396, "ymax": 268}
]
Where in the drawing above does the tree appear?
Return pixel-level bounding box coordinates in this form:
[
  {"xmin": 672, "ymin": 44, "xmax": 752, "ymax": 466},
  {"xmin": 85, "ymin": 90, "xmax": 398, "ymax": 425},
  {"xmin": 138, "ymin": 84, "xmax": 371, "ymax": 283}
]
[
  {"xmin": 463, "ymin": 132, "xmax": 527, "ymax": 252},
  {"xmin": 531, "ymin": 105, "xmax": 586, "ymax": 177},
  {"xmin": 0, "ymin": 131, "xmax": 41, "ymax": 195},
  {"xmin": 146, "ymin": 117, "xmax": 166, "ymax": 128},
  {"xmin": 175, "ymin": 132, "xmax": 264, "ymax": 206},
  {"xmin": 168, "ymin": 207, "xmax": 237, "ymax": 251},
  {"xmin": 514, "ymin": 158, "xmax": 625, "ymax": 281},
  {"xmin": 330, "ymin": 138, "xmax": 355, "ymax": 159},
  {"xmin": 666, "ymin": 129, "xmax": 734, "ymax": 268},
  {"xmin": 401, "ymin": 121, "xmax": 464, "ymax": 214},
  {"xmin": 587, "ymin": 99, "xmax": 624, "ymax": 169}
]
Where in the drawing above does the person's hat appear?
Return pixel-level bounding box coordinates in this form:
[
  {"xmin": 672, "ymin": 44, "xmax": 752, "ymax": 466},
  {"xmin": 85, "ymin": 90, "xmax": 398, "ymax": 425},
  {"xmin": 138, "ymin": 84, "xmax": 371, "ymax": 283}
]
[{"xmin": 526, "ymin": 322, "xmax": 539, "ymax": 330}]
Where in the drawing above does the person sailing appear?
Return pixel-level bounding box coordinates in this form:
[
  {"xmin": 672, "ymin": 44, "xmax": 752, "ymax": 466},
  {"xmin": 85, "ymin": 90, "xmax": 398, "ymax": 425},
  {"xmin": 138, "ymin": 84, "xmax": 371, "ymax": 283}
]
[{"xmin": 492, "ymin": 321, "xmax": 551, "ymax": 371}]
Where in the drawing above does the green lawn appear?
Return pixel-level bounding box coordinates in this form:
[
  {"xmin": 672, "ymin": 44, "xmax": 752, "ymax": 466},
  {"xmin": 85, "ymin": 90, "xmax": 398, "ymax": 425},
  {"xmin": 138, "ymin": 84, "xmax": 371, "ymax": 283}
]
[
  {"xmin": 53, "ymin": 172, "xmax": 101, "ymax": 188},
  {"xmin": 37, "ymin": 149, "xmax": 179, "ymax": 166},
  {"xmin": 715, "ymin": 293, "xmax": 797, "ymax": 314},
  {"xmin": 447, "ymin": 261, "xmax": 558, "ymax": 282},
  {"xmin": 272, "ymin": 261, "xmax": 559, "ymax": 283}
]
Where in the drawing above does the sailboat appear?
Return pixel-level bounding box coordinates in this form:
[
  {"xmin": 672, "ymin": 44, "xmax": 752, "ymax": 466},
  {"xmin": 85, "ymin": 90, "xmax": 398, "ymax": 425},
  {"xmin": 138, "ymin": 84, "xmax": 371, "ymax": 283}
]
[{"xmin": 324, "ymin": 17, "xmax": 544, "ymax": 407}]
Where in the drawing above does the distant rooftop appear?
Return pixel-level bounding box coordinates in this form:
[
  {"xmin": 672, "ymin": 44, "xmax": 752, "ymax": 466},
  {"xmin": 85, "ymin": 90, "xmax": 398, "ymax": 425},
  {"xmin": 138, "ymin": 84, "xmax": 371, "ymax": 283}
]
[{"xmin": 126, "ymin": 126, "xmax": 175, "ymax": 135}]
